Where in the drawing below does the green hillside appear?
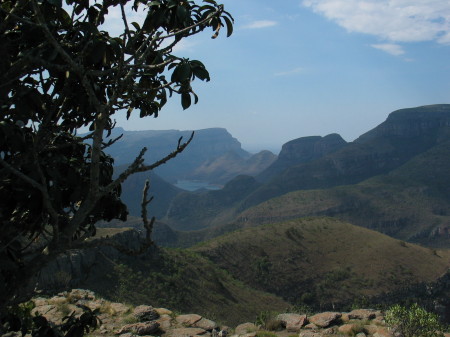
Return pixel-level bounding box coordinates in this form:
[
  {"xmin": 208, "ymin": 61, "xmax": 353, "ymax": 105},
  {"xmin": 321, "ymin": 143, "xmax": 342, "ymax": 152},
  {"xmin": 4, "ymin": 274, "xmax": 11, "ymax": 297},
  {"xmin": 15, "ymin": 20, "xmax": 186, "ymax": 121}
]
[
  {"xmin": 163, "ymin": 105, "xmax": 450, "ymax": 232},
  {"xmin": 193, "ymin": 217, "xmax": 450, "ymax": 309},
  {"xmin": 235, "ymin": 140, "xmax": 450, "ymax": 247},
  {"xmin": 78, "ymin": 238, "xmax": 289, "ymax": 326}
]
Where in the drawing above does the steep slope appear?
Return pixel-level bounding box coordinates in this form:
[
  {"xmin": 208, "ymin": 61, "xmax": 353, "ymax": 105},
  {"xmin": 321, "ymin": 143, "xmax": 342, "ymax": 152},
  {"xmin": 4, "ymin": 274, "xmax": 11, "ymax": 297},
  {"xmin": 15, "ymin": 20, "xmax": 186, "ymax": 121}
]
[
  {"xmin": 234, "ymin": 139, "xmax": 450, "ymax": 247},
  {"xmin": 164, "ymin": 105, "xmax": 450, "ymax": 230},
  {"xmin": 193, "ymin": 217, "xmax": 450, "ymax": 309},
  {"xmin": 189, "ymin": 150, "xmax": 277, "ymax": 184},
  {"xmin": 257, "ymin": 133, "xmax": 347, "ymax": 182},
  {"xmin": 107, "ymin": 128, "xmax": 250, "ymax": 183},
  {"xmin": 114, "ymin": 165, "xmax": 182, "ymax": 218},
  {"xmin": 165, "ymin": 175, "xmax": 261, "ymax": 230}
]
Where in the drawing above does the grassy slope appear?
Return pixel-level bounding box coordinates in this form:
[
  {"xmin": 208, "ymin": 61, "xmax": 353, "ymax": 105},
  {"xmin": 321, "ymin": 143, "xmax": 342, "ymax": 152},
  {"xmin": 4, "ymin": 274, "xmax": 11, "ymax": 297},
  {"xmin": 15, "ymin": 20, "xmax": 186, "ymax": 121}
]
[
  {"xmin": 193, "ymin": 217, "xmax": 450, "ymax": 309},
  {"xmin": 234, "ymin": 140, "xmax": 450, "ymax": 246},
  {"xmin": 80, "ymin": 242, "xmax": 289, "ymax": 326}
]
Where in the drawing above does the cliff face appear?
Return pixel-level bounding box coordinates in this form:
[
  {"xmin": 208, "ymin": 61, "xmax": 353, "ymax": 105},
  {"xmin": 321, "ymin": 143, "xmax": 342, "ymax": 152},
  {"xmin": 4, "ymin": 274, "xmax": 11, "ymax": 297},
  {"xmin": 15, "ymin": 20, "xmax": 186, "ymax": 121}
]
[
  {"xmin": 107, "ymin": 128, "xmax": 250, "ymax": 183},
  {"xmin": 258, "ymin": 133, "xmax": 347, "ymax": 181},
  {"xmin": 356, "ymin": 104, "xmax": 450, "ymax": 141}
]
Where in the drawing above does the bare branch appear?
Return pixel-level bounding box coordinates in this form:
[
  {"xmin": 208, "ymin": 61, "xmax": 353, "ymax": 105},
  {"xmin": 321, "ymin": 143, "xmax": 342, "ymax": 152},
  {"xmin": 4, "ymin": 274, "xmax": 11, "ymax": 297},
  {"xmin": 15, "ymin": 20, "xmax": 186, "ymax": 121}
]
[
  {"xmin": 102, "ymin": 133, "xmax": 124, "ymax": 149},
  {"xmin": 104, "ymin": 131, "xmax": 194, "ymax": 193},
  {"xmin": 141, "ymin": 180, "xmax": 155, "ymax": 244}
]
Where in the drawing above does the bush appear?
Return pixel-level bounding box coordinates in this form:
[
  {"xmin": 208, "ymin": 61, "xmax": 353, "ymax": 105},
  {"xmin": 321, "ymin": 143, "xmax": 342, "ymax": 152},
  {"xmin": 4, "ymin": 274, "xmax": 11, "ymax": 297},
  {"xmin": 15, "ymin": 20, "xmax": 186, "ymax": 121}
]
[{"xmin": 385, "ymin": 303, "xmax": 444, "ymax": 337}]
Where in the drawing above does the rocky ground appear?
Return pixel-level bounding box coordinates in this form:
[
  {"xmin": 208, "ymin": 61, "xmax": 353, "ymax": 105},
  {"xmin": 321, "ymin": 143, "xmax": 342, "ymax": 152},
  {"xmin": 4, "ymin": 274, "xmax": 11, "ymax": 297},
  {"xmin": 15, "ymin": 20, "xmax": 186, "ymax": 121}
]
[{"xmin": 25, "ymin": 289, "xmax": 410, "ymax": 337}]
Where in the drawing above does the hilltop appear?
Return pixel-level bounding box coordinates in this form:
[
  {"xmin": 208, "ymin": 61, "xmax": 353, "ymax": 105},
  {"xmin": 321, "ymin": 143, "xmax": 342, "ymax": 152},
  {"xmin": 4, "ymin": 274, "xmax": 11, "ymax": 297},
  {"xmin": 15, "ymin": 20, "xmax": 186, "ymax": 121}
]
[{"xmin": 162, "ymin": 105, "xmax": 450, "ymax": 247}]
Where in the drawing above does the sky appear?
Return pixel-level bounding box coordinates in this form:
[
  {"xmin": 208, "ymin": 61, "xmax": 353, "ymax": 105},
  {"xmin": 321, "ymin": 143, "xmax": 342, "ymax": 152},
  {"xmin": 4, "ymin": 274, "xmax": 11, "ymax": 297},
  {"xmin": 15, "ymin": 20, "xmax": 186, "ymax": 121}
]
[{"xmin": 108, "ymin": 0, "xmax": 450, "ymax": 153}]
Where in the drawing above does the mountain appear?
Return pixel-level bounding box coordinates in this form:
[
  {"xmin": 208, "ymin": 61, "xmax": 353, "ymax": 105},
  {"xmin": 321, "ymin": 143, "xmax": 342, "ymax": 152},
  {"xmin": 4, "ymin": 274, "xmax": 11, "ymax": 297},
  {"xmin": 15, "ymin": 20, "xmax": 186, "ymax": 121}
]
[
  {"xmin": 165, "ymin": 175, "xmax": 261, "ymax": 230},
  {"xmin": 193, "ymin": 217, "xmax": 450, "ymax": 308},
  {"xmin": 163, "ymin": 105, "xmax": 450, "ymax": 233},
  {"xmin": 257, "ymin": 133, "xmax": 347, "ymax": 182},
  {"xmin": 233, "ymin": 139, "xmax": 450, "ymax": 247},
  {"xmin": 189, "ymin": 150, "xmax": 276, "ymax": 184},
  {"xmin": 107, "ymin": 128, "xmax": 253, "ymax": 184},
  {"xmin": 114, "ymin": 166, "xmax": 182, "ymax": 219}
]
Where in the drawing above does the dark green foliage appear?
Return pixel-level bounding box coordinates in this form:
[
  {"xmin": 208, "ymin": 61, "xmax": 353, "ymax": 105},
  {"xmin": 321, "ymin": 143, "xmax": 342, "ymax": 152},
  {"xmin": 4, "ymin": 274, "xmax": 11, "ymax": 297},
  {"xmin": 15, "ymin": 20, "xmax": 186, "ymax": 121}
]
[
  {"xmin": 0, "ymin": 0, "xmax": 233, "ymax": 314},
  {"xmin": 386, "ymin": 303, "xmax": 445, "ymax": 337}
]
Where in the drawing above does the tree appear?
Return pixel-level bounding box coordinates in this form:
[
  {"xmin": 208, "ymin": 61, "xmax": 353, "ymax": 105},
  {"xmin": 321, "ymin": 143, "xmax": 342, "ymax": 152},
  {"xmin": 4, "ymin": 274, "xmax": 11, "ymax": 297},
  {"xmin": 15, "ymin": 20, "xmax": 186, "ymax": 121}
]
[
  {"xmin": 0, "ymin": 0, "xmax": 233, "ymax": 314},
  {"xmin": 386, "ymin": 303, "xmax": 445, "ymax": 337}
]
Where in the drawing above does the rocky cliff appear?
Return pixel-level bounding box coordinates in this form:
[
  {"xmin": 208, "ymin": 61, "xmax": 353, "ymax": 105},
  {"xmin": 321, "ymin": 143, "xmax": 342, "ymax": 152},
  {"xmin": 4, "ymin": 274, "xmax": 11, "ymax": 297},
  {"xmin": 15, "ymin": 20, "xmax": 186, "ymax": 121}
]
[
  {"xmin": 107, "ymin": 128, "xmax": 250, "ymax": 183},
  {"xmin": 258, "ymin": 133, "xmax": 347, "ymax": 182}
]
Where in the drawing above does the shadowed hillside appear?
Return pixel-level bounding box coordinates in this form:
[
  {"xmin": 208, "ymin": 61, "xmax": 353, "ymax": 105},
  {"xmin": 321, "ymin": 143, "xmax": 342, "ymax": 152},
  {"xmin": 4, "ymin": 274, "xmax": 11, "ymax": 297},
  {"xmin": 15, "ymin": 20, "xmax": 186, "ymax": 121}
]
[
  {"xmin": 193, "ymin": 217, "xmax": 450, "ymax": 309},
  {"xmin": 164, "ymin": 105, "xmax": 450, "ymax": 232}
]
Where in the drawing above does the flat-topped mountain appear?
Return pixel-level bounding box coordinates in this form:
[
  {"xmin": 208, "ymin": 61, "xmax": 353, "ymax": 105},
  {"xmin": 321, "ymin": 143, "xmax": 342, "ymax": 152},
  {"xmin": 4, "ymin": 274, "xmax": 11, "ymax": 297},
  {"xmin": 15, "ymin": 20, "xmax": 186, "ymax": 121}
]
[
  {"xmin": 108, "ymin": 128, "xmax": 276, "ymax": 216},
  {"xmin": 163, "ymin": 105, "xmax": 450, "ymax": 237},
  {"xmin": 258, "ymin": 133, "xmax": 347, "ymax": 182},
  {"xmin": 107, "ymin": 128, "xmax": 250, "ymax": 183}
]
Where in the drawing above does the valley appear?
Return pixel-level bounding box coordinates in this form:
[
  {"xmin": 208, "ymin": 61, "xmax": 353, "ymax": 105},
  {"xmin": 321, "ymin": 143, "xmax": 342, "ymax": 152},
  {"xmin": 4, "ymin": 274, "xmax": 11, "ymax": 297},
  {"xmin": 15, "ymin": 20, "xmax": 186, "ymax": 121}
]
[{"xmin": 85, "ymin": 104, "xmax": 450, "ymax": 322}]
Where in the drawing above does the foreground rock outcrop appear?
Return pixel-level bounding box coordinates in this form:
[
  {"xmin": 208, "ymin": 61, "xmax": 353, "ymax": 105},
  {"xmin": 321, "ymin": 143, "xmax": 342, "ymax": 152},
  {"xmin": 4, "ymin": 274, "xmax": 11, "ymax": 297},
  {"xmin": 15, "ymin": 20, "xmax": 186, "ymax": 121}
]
[{"xmin": 28, "ymin": 289, "xmax": 398, "ymax": 337}]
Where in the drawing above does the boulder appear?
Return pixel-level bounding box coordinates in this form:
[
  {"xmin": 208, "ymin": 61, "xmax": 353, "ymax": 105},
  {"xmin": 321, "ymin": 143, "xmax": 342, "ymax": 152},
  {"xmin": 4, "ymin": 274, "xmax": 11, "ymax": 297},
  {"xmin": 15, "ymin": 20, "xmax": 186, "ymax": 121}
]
[
  {"xmin": 195, "ymin": 318, "xmax": 218, "ymax": 330},
  {"xmin": 348, "ymin": 309, "xmax": 377, "ymax": 320},
  {"xmin": 156, "ymin": 308, "xmax": 173, "ymax": 316},
  {"xmin": 108, "ymin": 302, "xmax": 130, "ymax": 316},
  {"xmin": 117, "ymin": 321, "xmax": 160, "ymax": 335},
  {"xmin": 299, "ymin": 332, "xmax": 323, "ymax": 337},
  {"xmin": 234, "ymin": 323, "xmax": 257, "ymax": 335},
  {"xmin": 167, "ymin": 327, "xmax": 208, "ymax": 337},
  {"xmin": 177, "ymin": 314, "xmax": 203, "ymax": 326},
  {"xmin": 133, "ymin": 305, "xmax": 159, "ymax": 322},
  {"xmin": 276, "ymin": 313, "xmax": 307, "ymax": 332},
  {"xmin": 309, "ymin": 312, "xmax": 341, "ymax": 328},
  {"xmin": 157, "ymin": 314, "xmax": 173, "ymax": 331},
  {"xmin": 338, "ymin": 324, "xmax": 360, "ymax": 335}
]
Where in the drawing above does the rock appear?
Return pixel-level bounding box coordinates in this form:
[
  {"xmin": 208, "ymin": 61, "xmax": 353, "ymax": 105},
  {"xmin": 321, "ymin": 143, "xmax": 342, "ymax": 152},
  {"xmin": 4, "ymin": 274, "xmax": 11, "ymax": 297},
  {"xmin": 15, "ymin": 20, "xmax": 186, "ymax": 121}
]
[
  {"xmin": 156, "ymin": 308, "xmax": 173, "ymax": 316},
  {"xmin": 157, "ymin": 314, "xmax": 173, "ymax": 331},
  {"xmin": 338, "ymin": 324, "xmax": 360, "ymax": 335},
  {"xmin": 32, "ymin": 297, "xmax": 49, "ymax": 307},
  {"xmin": 372, "ymin": 327, "xmax": 393, "ymax": 337},
  {"xmin": 68, "ymin": 289, "xmax": 96, "ymax": 300},
  {"xmin": 276, "ymin": 313, "xmax": 307, "ymax": 332},
  {"xmin": 177, "ymin": 314, "xmax": 203, "ymax": 326},
  {"xmin": 299, "ymin": 332, "xmax": 323, "ymax": 337},
  {"xmin": 117, "ymin": 321, "xmax": 160, "ymax": 335},
  {"xmin": 133, "ymin": 305, "xmax": 159, "ymax": 322},
  {"xmin": 309, "ymin": 312, "xmax": 342, "ymax": 328},
  {"xmin": 194, "ymin": 318, "xmax": 218, "ymax": 330},
  {"xmin": 355, "ymin": 333, "xmax": 366, "ymax": 337},
  {"xmin": 323, "ymin": 327, "xmax": 337, "ymax": 335},
  {"xmin": 107, "ymin": 302, "xmax": 130, "ymax": 316},
  {"xmin": 304, "ymin": 323, "xmax": 318, "ymax": 330},
  {"xmin": 348, "ymin": 309, "xmax": 377, "ymax": 320},
  {"xmin": 167, "ymin": 327, "xmax": 208, "ymax": 337},
  {"xmin": 234, "ymin": 323, "xmax": 257, "ymax": 335},
  {"xmin": 340, "ymin": 313, "xmax": 350, "ymax": 323}
]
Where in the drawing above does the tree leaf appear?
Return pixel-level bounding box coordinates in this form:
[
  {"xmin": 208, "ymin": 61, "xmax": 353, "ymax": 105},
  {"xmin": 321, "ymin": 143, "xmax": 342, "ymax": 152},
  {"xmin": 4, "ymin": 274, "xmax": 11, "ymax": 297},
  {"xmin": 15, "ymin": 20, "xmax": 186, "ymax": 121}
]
[{"xmin": 181, "ymin": 92, "xmax": 191, "ymax": 110}]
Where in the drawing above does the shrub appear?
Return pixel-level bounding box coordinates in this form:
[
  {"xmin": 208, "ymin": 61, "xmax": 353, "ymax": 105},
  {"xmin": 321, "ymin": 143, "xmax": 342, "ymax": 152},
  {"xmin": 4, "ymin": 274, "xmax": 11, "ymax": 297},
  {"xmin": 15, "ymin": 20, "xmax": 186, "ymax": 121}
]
[{"xmin": 385, "ymin": 303, "xmax": 444, "ymax": 337}]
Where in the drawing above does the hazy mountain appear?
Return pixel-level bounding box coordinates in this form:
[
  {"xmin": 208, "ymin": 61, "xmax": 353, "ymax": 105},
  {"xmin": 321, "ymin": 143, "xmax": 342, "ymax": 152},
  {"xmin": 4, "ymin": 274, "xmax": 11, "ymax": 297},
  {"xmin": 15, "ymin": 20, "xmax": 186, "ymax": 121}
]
[
  {"xmin": 163, "ymin": 104, "xmax": 450, "ymax": 232},
  {"xmin": 107, "ymin": 127, "xmax": 250, "ymax": 183},
  {"xmin": 189, "ymin": 150, "xmax": 276, "ymax": 184},
  {"xmin": 257, "ymin": 133, "xmax": 347, "ymax": 182}
]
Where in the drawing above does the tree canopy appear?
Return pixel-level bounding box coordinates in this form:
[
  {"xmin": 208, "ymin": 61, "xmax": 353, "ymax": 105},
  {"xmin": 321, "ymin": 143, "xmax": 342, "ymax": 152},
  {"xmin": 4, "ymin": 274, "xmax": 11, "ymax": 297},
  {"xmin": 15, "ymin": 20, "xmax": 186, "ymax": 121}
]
[{"xmin": 0, "ymin": 0, "xmax": 233, "ymax": 312}]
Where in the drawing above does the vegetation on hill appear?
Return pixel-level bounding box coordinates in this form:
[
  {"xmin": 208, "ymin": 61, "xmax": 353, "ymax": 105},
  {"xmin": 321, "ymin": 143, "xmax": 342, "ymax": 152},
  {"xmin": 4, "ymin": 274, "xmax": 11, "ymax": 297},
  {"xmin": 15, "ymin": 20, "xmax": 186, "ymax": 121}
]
[
  {"xmin": 78, "ymin": 245, "xmax": 289, "ymax": 326},
  {"xmin": 193, "ymin": 217, "xmax": 450, "ymax": 310},
  {"xmin": 234, "ymin": 139, "xmax": 450, "ymax": 247},
  {"xmin": 163, "ymin": 105, "xmax": 450, "ymax": 233}
]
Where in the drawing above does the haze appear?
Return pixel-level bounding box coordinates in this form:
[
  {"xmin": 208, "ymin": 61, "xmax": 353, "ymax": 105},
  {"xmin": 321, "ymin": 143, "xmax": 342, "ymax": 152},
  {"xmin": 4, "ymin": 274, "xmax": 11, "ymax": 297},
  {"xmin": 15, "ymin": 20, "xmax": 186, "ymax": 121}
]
[{"xmin": 109, "ymin": 0, "xmax": 450, "ymax": 153}]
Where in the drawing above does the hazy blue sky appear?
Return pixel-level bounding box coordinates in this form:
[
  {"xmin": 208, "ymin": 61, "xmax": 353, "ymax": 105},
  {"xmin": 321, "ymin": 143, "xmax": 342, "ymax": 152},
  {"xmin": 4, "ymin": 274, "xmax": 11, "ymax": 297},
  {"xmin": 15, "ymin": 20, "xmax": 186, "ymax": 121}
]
[{"xmin": 111, "ymin": 0, "xmax": 450, "ymax": 153}]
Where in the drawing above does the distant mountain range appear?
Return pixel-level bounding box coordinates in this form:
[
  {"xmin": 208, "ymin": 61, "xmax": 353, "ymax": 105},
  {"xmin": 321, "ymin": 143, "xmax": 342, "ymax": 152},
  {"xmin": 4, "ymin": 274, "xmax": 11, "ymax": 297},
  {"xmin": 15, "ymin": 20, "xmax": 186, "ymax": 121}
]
[
  {"xmin": 72, "ymin": 104, "xmax": 450, "ymax": 319},
  {"xmin": 159, "ymin": 104, "xmax": 450, "ymax": 247}
]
